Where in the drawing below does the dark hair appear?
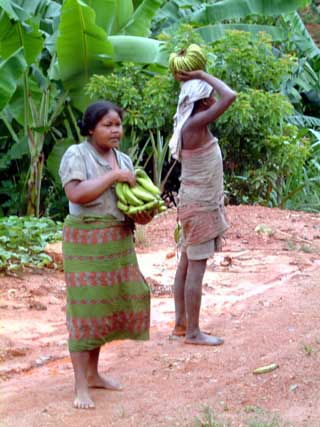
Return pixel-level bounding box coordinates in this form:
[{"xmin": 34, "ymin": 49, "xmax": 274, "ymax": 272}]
[
  {"xmin": 192, "ymin": 89, "xmax": 215, "ymax": 114},
  {"xmin": 77, "ymin": 100, "xmax": 123, "ymax": 136}
]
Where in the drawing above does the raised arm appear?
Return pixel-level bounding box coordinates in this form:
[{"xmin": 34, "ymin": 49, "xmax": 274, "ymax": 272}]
[{"xmin": 175, "ymin": 70, "xmax": 237, "ymax": 127}]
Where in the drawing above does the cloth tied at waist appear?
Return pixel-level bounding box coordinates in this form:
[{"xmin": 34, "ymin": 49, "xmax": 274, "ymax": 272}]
[{"xmin": 178, "ymin": 203, "xmax": 229, "ymax": 247}]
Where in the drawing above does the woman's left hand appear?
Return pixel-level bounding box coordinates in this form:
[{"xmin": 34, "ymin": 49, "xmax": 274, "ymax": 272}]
[
  {"xmin": 174, "ymin": 70, "xmax": 204, "ymax": 81},
  {"xmin": 127, "ymin": 210, "xmax": 156, "ymax": 225}
]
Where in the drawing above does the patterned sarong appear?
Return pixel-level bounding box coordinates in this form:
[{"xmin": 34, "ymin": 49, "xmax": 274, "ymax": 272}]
[{"xmin": 62, "ymin": 215, "xmax": 150, "ymax": 352}]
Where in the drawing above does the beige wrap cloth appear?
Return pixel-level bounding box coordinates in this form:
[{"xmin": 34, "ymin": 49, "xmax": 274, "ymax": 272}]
[{"xmin": 178, "ymin": 140, "xmax": 229, "ymax": 249}]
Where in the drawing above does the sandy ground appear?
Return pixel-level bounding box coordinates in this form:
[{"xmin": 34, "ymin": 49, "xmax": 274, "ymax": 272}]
[{"xmin": 1, "ymin": 205, "xmax": 320, "ymax": 427}]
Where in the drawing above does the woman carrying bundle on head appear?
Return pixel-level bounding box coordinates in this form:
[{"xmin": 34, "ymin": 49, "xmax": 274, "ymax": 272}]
[
  {"xmin": 59, "ymin": 100, "xmax": 152, "ymax": 409},
  {"xmin": 169, "ymin": 68, "xmax": 237, "ymax": 346}
]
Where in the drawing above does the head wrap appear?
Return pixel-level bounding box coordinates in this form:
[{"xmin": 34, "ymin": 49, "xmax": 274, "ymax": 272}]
[{"xmin": 169, "ymin": 79, "xmax": 213, "ymax": 160}]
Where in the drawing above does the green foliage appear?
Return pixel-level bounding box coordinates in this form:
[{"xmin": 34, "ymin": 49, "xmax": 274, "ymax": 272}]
[
  {"xmin": 199, "ymin": 30, "xmax": 318, "ymax": 209},
  {"xmin": 299, "ymin": 3, "xmax": 320, "ymax": 25},
  {"xmin": 0, "ymin": 216, "xmax": 62, "ymax": 273},
  {"xmin": 159, "ymin": 23, "xmax": 205, "ymax": 54},
  {"xmin": 85, "ymin": 63, "xmax": 178, "ymax": 132},
  {"xmin": 208, "ymin": 31, "xmax": 294, "ymax": 92},
  {"xmin": 217, "ymin": 90, "xmax": 298, "ymax": 174}
]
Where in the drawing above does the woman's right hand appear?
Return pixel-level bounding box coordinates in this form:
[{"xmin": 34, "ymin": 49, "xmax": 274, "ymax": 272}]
[
  {"xmin": 175, "ymin": 70, "xmax": 205, "ymax": 81},
  {"xmin": 115, "ymin": 169, "xmax": 136, "ymax": 186}
]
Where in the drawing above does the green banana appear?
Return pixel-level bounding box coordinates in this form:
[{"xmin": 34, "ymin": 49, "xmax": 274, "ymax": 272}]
[
  {"xmin": 136, "ymin": 177, "xmax": 160, "ymax": 196},
  {"xmin": 134, "ymin": 168, "xmax": 149, "ymax": 179},
  {"xmin": 117, "ymin": 200, "xmax": 129, "ymax": 212},
  {"xmin": 122, "ymin": 183, "xmax": 144, "ymax": 206},
  {"xmin": 134, "ymin": 168, "xmax": 161, "ymax": 195},
  {"xmin": 115, "ymin": 183, "xmax": 127, "ymax": 204},
  {"xmin": 168, "ymin": 43, "xmax": 206, "ymax": 74},
  {"xmin": 158, "ymin": 205, "xmax": 167, "ymax": 213},
  {"xmin": 253, "ymin": 363, "xmax": 279, "ymax": 375},
  {"xmin": 127, "ymin": 200, "xmax": 158, "ymax": 215},
  {"xmin": 130, "ymin": 184, "xmax": 157, "ymax": 202}
]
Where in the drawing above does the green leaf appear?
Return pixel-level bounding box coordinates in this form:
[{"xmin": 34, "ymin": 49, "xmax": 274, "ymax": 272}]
[
  {"xmin": 190, "ymin": 0, "xmax": 310, "ymax": 24},
  {"xmin": 110, "ymin": 0, "xmax": 134, "ymax": 34},
  {"xmin": 0, "ymin": 13, "xmax": 44, "ymax": 65},
  {"xmin": 196, "ymin": 23, "xmax": 287, "ymax": 44},
  {"xmin": 0, "ymin": 49, "xmax": 27, "ymax": 112},
  {"xmin": 57, "ymin": 0, "xmax": 114, "ymax": 110},
  {"xmin": 283, "ymin": 12, "xmax": 320, "ymax": 58},
  {"xmin": 83, "ymin": 0, "xmax": 116, "ymax": 34},
  {"xmin": 0, "ymin": 0, "xmax": 29, "ymax": 21},
  {"xmin": 123, "ymin": 0, "xmax": 165, "ymax": 37},
  {"xmin": 109, "ymin": 35, "xmax": 165, "ymax": 65},
  {"xmin": 47, "ymin": 138, "xmax": 74, "ymax": 183}
]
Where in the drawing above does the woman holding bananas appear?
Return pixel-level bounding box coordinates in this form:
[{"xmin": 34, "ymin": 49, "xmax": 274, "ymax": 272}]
[
  {"xmin": 59, "ymin": 100, "xmax": 151, "ymax": 409},
  {"xmin": 170, "ymin": 69, "xmax": 237, "ymax": 346}
]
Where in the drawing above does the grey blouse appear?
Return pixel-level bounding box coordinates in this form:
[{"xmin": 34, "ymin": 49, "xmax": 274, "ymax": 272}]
[{"xmin": 59, "ymin": 141, "xmax": 134, "ymax": 220}]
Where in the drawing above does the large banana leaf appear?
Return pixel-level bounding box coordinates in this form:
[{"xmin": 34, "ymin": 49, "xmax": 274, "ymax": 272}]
[
  {"xmin": 0, "ymin": 48, "xmax": 27, "ymax": 112},
  {"xmin": 57, "ymin": 0, "xmax": 113, "ymax": 109},
  {"xmin": 83, "ymin": 0, "xmax": 116, "ymax": 34},
  {"xmin": 109, "ymin": 35, "xmax": 166, "ymax": 65},
  {"xmin": 283, "ymin": 12, "xmax": 320, "ymax": 59},
  {"xmin": 12, "ymin": 0, "xmax": 60, "ymax": 17},
  {"xmin": 111, "ymin": 0, "xmax": 134, "ymax": 34},
  {"xmin": 0, "ymin": 0, "xmax": 29, "ymax": 21},
  {"xmin": 190, "ymin": 0, "xmax": 310, "ymax": 24},
  {"xmin": 47, "ymin": 138, "xmax": 75, "ymax": 183},
  {"xmin": 289, "ymin": 114, "xmax": 320, "ymax": 129},
  {"xmin": 123, "ymin": 0, "xmax": 165, "ymax": 36},
  {"xmin": 196, "ymin": 23, "xmax": 287, "ymax": 44},
  {"xmin": 3, "ymin": 0, "xmax": 62, "ymax": 56},
  {"xmin": 132, "ymin": 0, "xmax": 144, "ymax": 7},
  {"xmin": 0, "ymin": 13, "xmax": 43, "ymax": 65}
]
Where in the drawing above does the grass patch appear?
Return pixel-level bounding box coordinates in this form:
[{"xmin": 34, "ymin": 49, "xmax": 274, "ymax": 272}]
[
  {"xmin": 192, "ymin": 407, "xmax": 292, "ymax": 427},
  {"xmin": 246, "ymin": 409, "xmax": 290, "ymax": 427},
  {"xmin": 193, "ymin": 406, "xmax": 229, "ymax": 427}
]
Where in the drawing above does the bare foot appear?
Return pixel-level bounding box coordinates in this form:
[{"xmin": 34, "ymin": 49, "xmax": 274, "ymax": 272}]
[
  {"xmin": 88, "ymin": 374, "xmax": 123, "ymax": 391},
  {"xmin": 184, "ymin": 331, "xmax": 224, "ymax": 346},
  {"xmin": 171, "ymin": 325, "xmax": 186, "ymax": 337},
  {"xmin": 74, "ymin": 388, "xmax": 95, "ymax": 410},
  {"xmin": 172, "ymin": 326, "xmax": 212, "ymax": 337}
]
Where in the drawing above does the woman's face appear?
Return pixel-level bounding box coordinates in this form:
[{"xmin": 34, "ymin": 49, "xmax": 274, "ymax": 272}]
[{"xmin": 89, "ymin": 110, "xmax": 123, "ymax": 153}]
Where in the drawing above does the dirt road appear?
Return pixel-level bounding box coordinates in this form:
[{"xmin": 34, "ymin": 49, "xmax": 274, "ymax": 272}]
[{"xmin": 1, "ymin": 206, "xmax": 320, "ymax": 426}]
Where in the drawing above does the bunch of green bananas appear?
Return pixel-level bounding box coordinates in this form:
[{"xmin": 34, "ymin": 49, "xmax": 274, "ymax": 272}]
[
  {"xmin": 169, "ymin": 44, "xmax": 207, "ymax": 75},
  {"xmin": 115, "ymin": 168, "xmax": 166, "ymax": 215}
]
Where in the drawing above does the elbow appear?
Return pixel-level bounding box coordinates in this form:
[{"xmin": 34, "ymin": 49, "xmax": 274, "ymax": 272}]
[
  {"xmin": 228, "ymin": 90, "xmax": 237, "ymax": 104},
  {"xmin": 68, "ymin": 194, "xmax": 82, "ymax": 204}
]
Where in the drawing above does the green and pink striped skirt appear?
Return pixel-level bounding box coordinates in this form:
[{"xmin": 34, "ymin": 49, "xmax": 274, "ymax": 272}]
[{"xmin": 62, "ymin": 215, "xmax": 150, "ymax": 352}]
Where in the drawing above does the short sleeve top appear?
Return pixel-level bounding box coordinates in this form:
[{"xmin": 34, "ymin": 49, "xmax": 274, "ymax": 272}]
[{"xmin": 59, "ymin": 141, "xmax": 134, "ymax": 220}]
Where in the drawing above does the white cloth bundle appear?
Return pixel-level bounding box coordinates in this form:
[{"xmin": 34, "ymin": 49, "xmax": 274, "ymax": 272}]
[{"xmin": 169, "ymin": 79, "xmax": 213, "ymax": 160}]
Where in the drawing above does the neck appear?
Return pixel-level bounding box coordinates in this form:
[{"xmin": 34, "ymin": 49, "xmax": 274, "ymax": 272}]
[{"xmin": 89, "ymin": 141, "xmax": 113, "ymax": 158}]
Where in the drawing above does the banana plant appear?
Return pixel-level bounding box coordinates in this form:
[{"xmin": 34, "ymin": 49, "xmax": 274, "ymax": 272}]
[
  {"xmin": 149, "ymin": 130, "xmax": 172, "ymax": 191},
  {"xmin": 56, "ymin": 0, "xmax": 167, "ymax": 110},
  {"xmin": 0, "ymin": 0, "xmax": 66, "ymax": 216},
  {"xmin": 154, "ymin": 0, "xmax": 310, "ymax": 43}
]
